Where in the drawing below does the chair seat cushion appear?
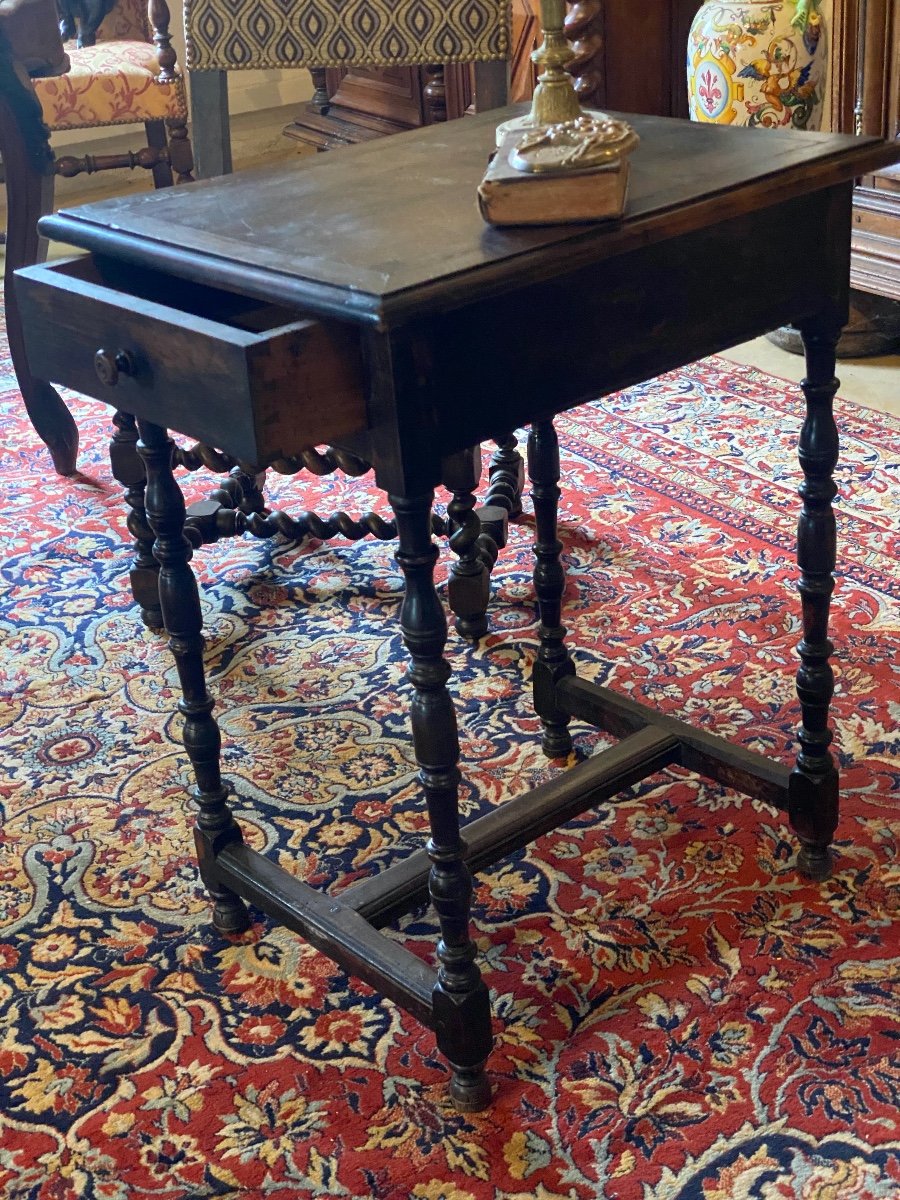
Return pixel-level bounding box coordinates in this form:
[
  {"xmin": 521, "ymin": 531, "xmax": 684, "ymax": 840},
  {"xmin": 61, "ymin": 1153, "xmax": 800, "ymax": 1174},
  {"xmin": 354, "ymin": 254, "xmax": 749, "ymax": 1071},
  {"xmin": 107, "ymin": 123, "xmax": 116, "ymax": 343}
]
[{"xmin": 34, "ymin": 41, "xmax": 187, "ymax": 130}]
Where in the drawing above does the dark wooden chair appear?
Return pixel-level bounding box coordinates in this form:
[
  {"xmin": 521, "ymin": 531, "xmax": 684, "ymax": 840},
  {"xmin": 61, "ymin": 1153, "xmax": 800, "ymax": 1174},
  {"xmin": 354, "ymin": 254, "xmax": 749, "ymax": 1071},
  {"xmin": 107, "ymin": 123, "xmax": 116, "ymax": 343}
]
[
  {"xmin": 1, "ymin": 0, "xmax": 78, "ymax": 473},
  {"xmin": 182, "ymin": 0, "xmax": 510, "ymax": 177},
  {"xmin": 1, "ymin": 0, "xmax": 192, "ymax": 476},
  {"xmin": 176, "ymin": 3, "xmax": 516, "ymax": 638}
]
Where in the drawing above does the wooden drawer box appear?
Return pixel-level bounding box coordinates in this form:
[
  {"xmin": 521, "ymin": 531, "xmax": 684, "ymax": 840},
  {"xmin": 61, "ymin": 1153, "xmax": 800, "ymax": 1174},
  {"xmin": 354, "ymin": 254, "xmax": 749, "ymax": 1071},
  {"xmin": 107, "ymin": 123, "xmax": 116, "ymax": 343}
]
[{"xmin": 15, "ymin": 255, "xmax": 367, "ymax": 466}]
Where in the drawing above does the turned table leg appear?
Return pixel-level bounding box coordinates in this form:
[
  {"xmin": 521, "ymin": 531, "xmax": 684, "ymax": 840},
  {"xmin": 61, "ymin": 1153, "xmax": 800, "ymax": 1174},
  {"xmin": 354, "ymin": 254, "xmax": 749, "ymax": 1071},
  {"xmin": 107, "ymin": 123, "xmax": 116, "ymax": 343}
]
[
  {"xmin": 109, "ymin": 412, "xmax": 162, "ymax": 629},
  {"xmin": 528, "ymin": 420, "xmax": 575, "ymax": 758},
  {"xmin": 487, "ymin": 433, "xmax": 525, "ymax": 521},
  {"xmin": 136, "ymin": 419, "xmax": 251, "ymax": 933},
  {"xmin": 789, "ymin": 322, "xmax": 842, "ymax": 881},
  {"xmin": 390, "ymin": 491, "xmax": 493, "ymax": 1112},
  {"xmin": 444, "ymin": 446, "xmax": 491, "ymax": 641}
]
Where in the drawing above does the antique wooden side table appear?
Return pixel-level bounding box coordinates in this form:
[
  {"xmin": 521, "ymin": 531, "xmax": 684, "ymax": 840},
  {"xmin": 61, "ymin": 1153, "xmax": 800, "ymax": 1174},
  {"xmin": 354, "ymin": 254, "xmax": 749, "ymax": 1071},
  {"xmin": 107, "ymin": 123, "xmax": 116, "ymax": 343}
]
[{"xmin": 17, "ymin": 111, "xmax": 898, "ymax": 1111}]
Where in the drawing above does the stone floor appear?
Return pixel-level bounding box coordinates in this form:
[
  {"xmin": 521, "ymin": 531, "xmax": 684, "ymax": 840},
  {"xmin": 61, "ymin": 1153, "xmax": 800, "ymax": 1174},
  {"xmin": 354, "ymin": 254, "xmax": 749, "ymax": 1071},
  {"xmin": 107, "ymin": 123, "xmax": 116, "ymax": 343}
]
[{"xmin": 723, "ymin": 337, "xmax": 899, "ymax": 420}]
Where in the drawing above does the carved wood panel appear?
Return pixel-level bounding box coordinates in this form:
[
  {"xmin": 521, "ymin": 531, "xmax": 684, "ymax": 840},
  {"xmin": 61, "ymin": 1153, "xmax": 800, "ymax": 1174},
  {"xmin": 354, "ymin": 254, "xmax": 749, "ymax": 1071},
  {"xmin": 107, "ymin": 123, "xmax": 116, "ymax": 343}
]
[{"xmin": 326, "ymin": 66, "xmax": 427, "ymax": 128}]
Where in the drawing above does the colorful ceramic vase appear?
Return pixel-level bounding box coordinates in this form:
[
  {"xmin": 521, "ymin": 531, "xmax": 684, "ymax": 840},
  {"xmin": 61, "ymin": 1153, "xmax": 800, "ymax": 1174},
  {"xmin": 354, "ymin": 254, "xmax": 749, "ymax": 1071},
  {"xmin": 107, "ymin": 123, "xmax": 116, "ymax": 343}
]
[{"xmin": 687, "ymin": 1, "xmax": 827, "ymax": 130}]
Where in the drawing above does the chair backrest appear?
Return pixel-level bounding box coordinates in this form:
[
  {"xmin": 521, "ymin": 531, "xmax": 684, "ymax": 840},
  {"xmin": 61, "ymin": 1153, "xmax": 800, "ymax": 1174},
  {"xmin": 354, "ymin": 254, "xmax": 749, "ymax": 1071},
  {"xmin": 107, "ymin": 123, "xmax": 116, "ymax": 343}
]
[
  {"xmin": 0, "ymin": 0, "xmax": 68, "ymax": 79},
  {"xmin": 183, "ymin": 0, "xmax": 510, "ymax": 72},
  {"xmin": 95, "ymin": 0, "xmax": 148, "ymax": 43}
]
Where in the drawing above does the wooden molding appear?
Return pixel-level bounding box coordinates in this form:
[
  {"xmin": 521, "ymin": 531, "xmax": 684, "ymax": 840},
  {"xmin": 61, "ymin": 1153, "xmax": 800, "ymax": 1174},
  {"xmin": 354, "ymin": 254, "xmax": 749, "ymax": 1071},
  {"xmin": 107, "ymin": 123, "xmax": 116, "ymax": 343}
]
[
  {"xmin": 846, "ymin": 0, "xmax": 900, "ymax": 299},
  {"xmin": 827, "ymin": 0, "xmax": 860, "ymax": 133},
  {"xmin": 510, "ymin": 0, "xmax": 539, "ymax": 102},
  {"xmin": 829, "ymin": 0, "xmax": 899, "ymax": 138}
]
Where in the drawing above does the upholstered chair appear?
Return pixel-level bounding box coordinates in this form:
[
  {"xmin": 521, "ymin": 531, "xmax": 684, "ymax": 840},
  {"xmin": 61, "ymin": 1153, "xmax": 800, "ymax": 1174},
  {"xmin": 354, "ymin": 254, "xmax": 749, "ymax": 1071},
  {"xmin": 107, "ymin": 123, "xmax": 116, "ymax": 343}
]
[
  {"xmin": 182, "ymin": 0, "xmax": 510, "ymax": 176},
  {"xmin": 36, "ymin": 0, "xmax": 192, "ymax": 185},
  {"xmin": 1, "ymin": 0, "xmax": 192, "ymax": 475},
  {"xmin": 4, "ymin": 0, "xmax": 509, "ymax": 473}
]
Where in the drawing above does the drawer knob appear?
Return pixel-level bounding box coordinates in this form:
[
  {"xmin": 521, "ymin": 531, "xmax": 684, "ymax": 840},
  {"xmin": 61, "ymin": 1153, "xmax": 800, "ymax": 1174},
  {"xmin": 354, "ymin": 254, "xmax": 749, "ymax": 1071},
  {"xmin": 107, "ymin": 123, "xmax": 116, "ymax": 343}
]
[{"xmin": 94, "ymin": 348, "xmax": 134, "ymax": 387}]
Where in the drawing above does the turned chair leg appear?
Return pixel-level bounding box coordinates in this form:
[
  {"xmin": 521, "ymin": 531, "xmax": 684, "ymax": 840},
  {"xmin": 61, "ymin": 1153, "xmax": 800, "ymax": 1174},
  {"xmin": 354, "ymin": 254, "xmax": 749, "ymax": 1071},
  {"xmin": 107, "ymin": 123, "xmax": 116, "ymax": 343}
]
[
  {"xmin": 308, "ymin": 67, "xmax": 330, "ymax": 115},
  {"xmin": 0, "ymin": 92, "xmax": 78, "ymax": 476},
  {"xmin": 789, "ymin": 320, "xmax": 842, "ymax": 881}
]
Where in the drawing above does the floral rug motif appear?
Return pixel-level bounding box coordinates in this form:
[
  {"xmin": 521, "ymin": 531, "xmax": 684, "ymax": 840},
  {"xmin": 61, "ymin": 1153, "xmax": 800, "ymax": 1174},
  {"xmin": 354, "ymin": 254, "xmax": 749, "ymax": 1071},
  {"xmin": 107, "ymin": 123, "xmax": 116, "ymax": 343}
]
[{"xmin": 1, "ymin": 321, "xmax": 898, "ymax": 1199}]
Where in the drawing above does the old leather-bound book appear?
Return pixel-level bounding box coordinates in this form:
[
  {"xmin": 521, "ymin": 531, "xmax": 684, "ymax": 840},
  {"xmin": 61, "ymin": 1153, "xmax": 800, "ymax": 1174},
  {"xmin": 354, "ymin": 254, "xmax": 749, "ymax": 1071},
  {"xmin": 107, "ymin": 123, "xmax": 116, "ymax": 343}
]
[{"xmin": 477, "ymin": 127, "xmax": 632, "ymax": 226}]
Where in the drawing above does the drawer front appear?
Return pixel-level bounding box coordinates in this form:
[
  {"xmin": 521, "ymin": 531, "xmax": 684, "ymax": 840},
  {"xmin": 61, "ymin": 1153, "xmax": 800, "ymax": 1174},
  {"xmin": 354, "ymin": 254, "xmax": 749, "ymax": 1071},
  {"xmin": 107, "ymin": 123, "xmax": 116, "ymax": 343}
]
[{"xmin": 15, "ymin": 256, "xmax": 367, "ymax": 466}]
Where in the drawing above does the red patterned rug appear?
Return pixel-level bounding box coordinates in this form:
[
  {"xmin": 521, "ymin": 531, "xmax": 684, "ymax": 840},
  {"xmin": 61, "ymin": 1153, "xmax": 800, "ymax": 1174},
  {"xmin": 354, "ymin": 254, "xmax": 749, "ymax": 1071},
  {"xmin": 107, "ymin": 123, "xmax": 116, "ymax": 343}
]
[{"xmin": 1, "ymin": 316, "xmax": 898, "ymax": 1199}]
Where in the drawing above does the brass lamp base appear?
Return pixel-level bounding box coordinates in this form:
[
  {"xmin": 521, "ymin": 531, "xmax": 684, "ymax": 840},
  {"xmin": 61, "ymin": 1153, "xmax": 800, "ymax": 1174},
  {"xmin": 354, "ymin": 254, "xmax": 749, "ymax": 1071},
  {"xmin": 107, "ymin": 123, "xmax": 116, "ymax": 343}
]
[
  {"xmin": 482, "ymin": 1, "xmax": 638, "ymax": 224},
  {"xmin": 504, "ymin": 0, "xmax": 583, "ymax": 138},
  {"xmin": 495, "ymin": 107, "xmax": 607, "ymax": 147}
]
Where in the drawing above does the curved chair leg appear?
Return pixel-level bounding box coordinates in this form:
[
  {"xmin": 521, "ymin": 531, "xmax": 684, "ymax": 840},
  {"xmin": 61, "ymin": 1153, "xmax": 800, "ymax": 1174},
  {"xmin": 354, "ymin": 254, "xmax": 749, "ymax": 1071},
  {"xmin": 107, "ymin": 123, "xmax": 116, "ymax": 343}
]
[{"xmin": 0, "ymin": 91, "xmax": 78, "ymax": 475}]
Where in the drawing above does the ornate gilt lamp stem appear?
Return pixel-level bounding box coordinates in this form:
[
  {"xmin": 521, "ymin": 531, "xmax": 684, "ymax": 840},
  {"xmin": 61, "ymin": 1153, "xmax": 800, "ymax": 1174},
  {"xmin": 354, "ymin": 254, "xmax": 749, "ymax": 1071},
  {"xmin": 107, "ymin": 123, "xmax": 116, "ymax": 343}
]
[
  {"xmin": 530, "ymin": 0, "xmax": 582, "ymax": 127},
  {"xmin": 483, "ymin": 0, "xmax": 638, "ymax": 221}
]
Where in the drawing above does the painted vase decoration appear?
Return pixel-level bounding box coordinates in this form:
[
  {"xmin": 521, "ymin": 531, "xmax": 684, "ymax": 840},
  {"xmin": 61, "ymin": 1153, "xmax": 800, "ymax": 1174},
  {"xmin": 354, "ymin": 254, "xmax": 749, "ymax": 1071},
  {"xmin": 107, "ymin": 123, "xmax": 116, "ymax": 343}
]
[{"xmin": 688, "ymin": 1, "xmax": 827, "ymax": 130}]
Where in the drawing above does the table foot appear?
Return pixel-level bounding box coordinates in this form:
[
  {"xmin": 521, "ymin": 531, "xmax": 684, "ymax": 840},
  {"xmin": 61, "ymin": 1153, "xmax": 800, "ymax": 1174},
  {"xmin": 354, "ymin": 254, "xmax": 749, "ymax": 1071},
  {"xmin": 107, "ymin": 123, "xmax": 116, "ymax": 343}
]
[
  {"xmin": 449, "ymin": 1064, "xmax": 493, "ymax": 1112},
  {"xmin": 433, "ymin": 978, "xmax": 493, "ymax": 1111},
  {"xmin": 210, "ymin": 892, "xmax": 252, "ymax": 933},
  {"xmin": 528, "ymin": 421, "xmax": 574, "ymax": 758},
  {"xmin": 540, "ymin": 725, "xmax": 575, "ymax": 759},
  {"xmin": 136, "ymin": 418, "xmax": 248, "ymax": 932},
  {"xmin": 455, "ymin": 612, "xmax": 489, "ymax": 641},
  {"xmin": 797, "ymin": 840, "xmax": 835, "ymax": 882},
  {"xmin": 138, "ymin": 607, "xmax": 164, "ymax": 631},
  {"xmin": 789, "ymin": 320, "xmax": 842, "ymax": 876}
]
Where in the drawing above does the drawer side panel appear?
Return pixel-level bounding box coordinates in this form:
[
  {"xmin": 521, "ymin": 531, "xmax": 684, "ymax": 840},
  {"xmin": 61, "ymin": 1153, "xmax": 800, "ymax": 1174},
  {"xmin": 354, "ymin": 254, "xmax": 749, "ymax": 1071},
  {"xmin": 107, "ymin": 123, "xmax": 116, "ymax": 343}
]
[{"xmin": 15, "ymin": 263, "xmax": 367, "ymax": 466}]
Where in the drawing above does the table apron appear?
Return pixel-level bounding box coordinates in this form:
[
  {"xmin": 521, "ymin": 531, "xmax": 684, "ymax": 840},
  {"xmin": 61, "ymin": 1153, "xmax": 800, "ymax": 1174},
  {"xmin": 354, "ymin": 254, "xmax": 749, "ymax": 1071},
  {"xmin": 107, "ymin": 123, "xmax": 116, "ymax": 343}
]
[{"xmin": 370, "ymin": 186, "xmax": 853, "ymax": 493}]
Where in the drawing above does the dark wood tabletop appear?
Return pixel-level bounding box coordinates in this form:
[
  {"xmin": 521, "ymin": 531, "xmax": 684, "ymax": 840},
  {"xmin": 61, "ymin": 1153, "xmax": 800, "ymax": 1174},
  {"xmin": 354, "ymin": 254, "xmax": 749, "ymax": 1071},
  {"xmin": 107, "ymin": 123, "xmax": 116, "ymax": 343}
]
[{"xmin": 40, "ymin": 108, "xmax": 899, "ymax": 328}]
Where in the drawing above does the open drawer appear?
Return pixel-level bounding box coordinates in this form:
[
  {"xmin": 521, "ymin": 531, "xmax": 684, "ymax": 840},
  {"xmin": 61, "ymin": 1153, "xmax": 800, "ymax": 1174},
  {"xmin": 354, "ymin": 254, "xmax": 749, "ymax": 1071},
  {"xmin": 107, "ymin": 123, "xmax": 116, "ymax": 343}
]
[{"xmin": 15, "ymin": 255, "xmax": 368, "ymax": 466}]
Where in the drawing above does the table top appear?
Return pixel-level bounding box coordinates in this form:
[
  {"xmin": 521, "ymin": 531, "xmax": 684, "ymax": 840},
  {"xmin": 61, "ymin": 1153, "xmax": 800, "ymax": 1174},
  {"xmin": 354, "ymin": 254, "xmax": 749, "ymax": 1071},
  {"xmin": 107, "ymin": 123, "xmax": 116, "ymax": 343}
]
[{"xmin": 42, "ymin": 108, "xmax": 899, "ymax": 329}]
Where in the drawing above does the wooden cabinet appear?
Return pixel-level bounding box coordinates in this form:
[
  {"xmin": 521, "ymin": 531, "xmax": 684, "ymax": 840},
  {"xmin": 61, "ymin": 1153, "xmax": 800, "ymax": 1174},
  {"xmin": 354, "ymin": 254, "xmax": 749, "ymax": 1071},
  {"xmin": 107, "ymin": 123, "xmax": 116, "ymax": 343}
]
[
  {"xmin": 568, "ymin": 0, "xmax": 698, "ymax": 118},
  {"xmin": 282, "ymin": 64, "xmax": 474, "ymax": 149},
  {"xmin": 846, "ymin": 0, "xmax": 900, "ymax": 301},
  {"xmin": 821, "ymin": 0, "xmax": 900, "ymax": 310}
]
